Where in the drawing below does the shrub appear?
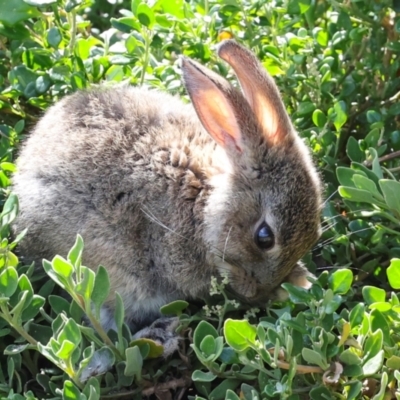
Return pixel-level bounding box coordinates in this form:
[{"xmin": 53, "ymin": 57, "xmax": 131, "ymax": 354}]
[{"xmin": 0, "ymin": 0, "xmax": 400, "ymax": 399}]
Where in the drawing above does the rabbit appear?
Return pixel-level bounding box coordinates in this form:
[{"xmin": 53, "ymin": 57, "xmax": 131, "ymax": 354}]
[{"xmin": 12, "ymin": 40, "xmax": 323, "ymax": 355}]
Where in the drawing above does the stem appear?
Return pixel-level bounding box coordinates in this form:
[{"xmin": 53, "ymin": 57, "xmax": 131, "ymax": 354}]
[
  {"xmin": 364, "ymin": 149, "xmax": 400, "ymax": 167},
  {"xmin": 140, "ymin": 29, "xmax": 153, "ymax": 86},
  {"xmin": 69, "ymin": 10, "xmax": 77, "ymax": 55},
  {"xmin": 86, "ymin": 310, "xmax": 124, "ymax": 361},
  {"xmin": 0, "ymin": 306, "xmax": 38, "ymax": 346},
  {"xmin": 65, "ymin": 359, "xmax": 84, "ymax": 389},
  {"xmin": 68, "ymin": 293, "xmax": 124, "ymax": 361}
]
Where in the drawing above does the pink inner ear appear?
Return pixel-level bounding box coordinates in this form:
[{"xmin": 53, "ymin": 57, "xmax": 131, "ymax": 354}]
[
  {"xmin": 242, "ymin": 81, "xmax": 283, "ymax": 145},
  {"xmin": 220, "ymin": 129, "xmax": 243, "ymax": 153},
  {"xmin": 217, "ymin": 43, "xmax": 292, "ymax": 146},
  {"xmin": 189, "ymin": 87, "xmax": 243, "ymax": 153}
]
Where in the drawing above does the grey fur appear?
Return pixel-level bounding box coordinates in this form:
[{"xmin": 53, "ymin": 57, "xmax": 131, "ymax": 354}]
[{"xmin": 12, "ymin": 41, "xmax": 322, "ymax": 336}]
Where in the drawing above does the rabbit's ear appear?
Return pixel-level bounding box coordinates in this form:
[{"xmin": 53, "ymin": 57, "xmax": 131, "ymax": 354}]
[
  {"xmin": 181, "ymin": 57, "xmax": 243, "ymax": 154},
  {"xmin": 217, "ymin": 40, "xmax": 292, "ymax": 146}
]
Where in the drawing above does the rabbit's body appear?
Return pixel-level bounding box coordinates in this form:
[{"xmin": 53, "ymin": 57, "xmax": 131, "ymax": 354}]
[
  {"xmin": 14, "ymin": 87, "xmax": 220, "ymax": 329},
  {"xmin": 13, "ymin": 41, "xmax": 323, "ymax": 341}
]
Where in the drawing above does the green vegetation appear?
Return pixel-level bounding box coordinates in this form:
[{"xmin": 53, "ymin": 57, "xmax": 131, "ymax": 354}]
[{"xmin": 1, "ymin": 0, "xmax": 400, "ymax": 398}]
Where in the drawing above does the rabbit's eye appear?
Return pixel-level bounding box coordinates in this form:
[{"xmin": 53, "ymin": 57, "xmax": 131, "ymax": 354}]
[{"xmin": 255, "ymin": 222, "xmax": 274, "ymax": 250}]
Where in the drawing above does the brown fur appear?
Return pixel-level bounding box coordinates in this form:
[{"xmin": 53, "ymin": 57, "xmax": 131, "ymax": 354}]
[{"xmin": 12, "ymin": 41, "xmax": 322, "ymax": 331}]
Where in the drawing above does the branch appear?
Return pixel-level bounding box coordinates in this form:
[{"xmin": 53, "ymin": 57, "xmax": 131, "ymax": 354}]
[{"xmin": 141, "ymin": 376, "xmax": 192, "ymax": 397}]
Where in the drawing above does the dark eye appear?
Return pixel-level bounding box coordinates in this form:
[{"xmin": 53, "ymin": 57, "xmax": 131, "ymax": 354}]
[{"xmin": 255, "ymin": 222, "xmax": 274, "ymax": 250}]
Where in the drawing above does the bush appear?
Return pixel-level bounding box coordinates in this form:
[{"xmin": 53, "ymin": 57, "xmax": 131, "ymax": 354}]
[{"xmin": 0, "ymin": 0, "xmax": 400, "ymax": 399}]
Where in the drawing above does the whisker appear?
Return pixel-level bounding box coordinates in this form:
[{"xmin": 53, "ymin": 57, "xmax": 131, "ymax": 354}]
[
  {"xmin": 322, "ymin": 189, "xmax": 338, "ymax": 206},
  {"xmin": 223, "ymin": 227, "xmax": 233, "ymax": 263},
  {"xmin": 313, "ymin": 234, "xmax": 342, "ymax": 250},
  {"xmin": 140, "ymin": 206, "xmax": 188, "ymax": 241},
  {"xmin": 314, "ymin": 226, "xmax": 375, "ymax": 250},
  {"xmin": 321, "ymin": 209, "xmax": 366, "ymax": 224},
  {"xmin": 321, "ymin": 223, "xmax": 336, "ymax": 233},
  {"xmin": 141, "ymin": 205, "xmax": 239, "ymax": 267}
]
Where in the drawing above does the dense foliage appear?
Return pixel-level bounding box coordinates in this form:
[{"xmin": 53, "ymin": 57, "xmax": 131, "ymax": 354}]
[{"xmin": 1, "ymin": 0, "xmax": 400, "ymax": 399}]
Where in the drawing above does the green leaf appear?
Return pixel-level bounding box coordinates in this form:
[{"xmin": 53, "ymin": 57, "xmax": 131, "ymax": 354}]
[
  {"xmin": 76, "ymin": 267, "xmax": 95, "ymax": 299},
  {"xmin": 225, "ymin": 389, "xmax": 241, "ymax": 400},
  {"xmin": 370, "ymin": 309, "xmax": 391, "ymax": 345},
  {"xmin": 309, "ymin": 386, "xmax": 332, "ymax": 400},
  {"xmin": 302, "ymin": 348, "xmax": 328, "ymax": 369},
  {"xmin": 386, "ymin": 355, "xmax": 400, "ymax": 369},
  {"xmin": 346, "ymin": 381, "xmax": 363, "ymax": 400},
  {"xmin": 62, "ymin": 380, "xmax": 82, "ymax": 400},
  {"xmin": 371, "ymin": 372, "xmax": 388, "ymax": 400},
  {"xmin": 57, "ymin": 318, "xmax": 81, "ymax": 347},
  {"xmin": 224, "ymin": 319, "xmax": 257, "ymax": 351},
  {"xmin": 35, "ymin": 75, "xmax": 51, "ymax": 94},
  {"xmin": 339, "ymin": 349, "xmax": 361, "ymax": 365},
  {"xmin": 91, "ymin": 266, "xmax": 110, "ymax": 315},
  {"xmin": 200, "ymin": 335, "xmax": 216, "ymax": 356},
  {"xmin": 52, "ymin": 256, "xmax": 74, "ymax": 280},
  {"xmin": 136, "ymin": 3, "xmax": 155, "ymax": 28},
  {"xmin": 192, "ymin": 370, "xmax": 217, "ymax": 382},
  {"xmin": 353, "ymin": 175, "xmax": 384, "ymax": 202},
  {"xmin": 114, "ymin": 292, "xmax": 124, "ymax": 331},
  {"xmin": 47, "ymin": 27, "xmax": 62, "ymax": 49},
  {"xmin": 193, "ymin": 320, "xmax": 219, "ymax": 349},
  {"xmin": 329, "ymin": 269, "xmax": 353, "ymax": 294},
  {"xmin": 74, "ymin": 39, "xmax": 90, "ymax": 59},
  {"xmin": 297, "ymin": 101, "xmax": 315, "ymax": 116},
  {"xmin": 209, "ymin": 379, "xmax": 241, "ymax": 400},
  {"xmin": 362, "ymin": 286, "xmax": 385, "ymax": 304},
  {"xmin": 379, "ymin": 179, "xmax": 400, "ymax": 215},
  {"xmin": 363, "ymin": 350, "xmax": 384, "ymax": 376},
  {"xmin": 56, "ymin": 339, "xmax": 76, "ymax": 360},
  {"xmin": 160, "ymin": 300, "xmax": 189, "ymax": 315},
  {"xmin": 349, "ymin": 303, "xmax": 365, "ymax": 329},
  {"xmin": 125, "ymin": 346, "xmax": 143, "ymax": 376},
  {"xmin": 161, "ymin": 0, "xmax": 187, "ymax": 19},
  {"xmin": 363, "ymin": 329, "xmax": 383, "ymax": 361},
  {"xmin": 68, "ymin": 235, "xmax": 84, "ymax": 267},
  {"xmin": 351, "ymin": 162, "xmax": 380, "ymax": 185},
  {"xmin": 49, "ymin": 295, "xmax": 71, "ymax": 315},
  {"xmin": 312, "ymin": 109, "xmax": 327, "ymax": 128},
  {"xmin": 338, "ymin": 186, "xmax": 374, "ymax": 204},
  {"xmin": 129, "ymin": 338, "xmax": 163, "ymax": 358},
  {"xmin": 280, "ymin": 282, "xmax": 312, "ymax": 303},
  {"xmin": 65, "ymin": 0, "xmax": 83, "ymax": 12},
  {"xmin": 0, "ymin": 267, "xmax": 18, "ymax": 297},
  {"xmin": 21, "ymin": 294, "xmax": 45, "ymax": 321},
  {"xmin": 336, "ymin": 167, "xmax": 366, "ymax": 187},
  {"xmin": 387, "ymin": 258, "xmax": 400, "ymax": 289},
  {"xmin": 0, "ymin": 0, "xmax": 40, "ymax": 26},
  {"xmin": 369, "ymin": 148, "xmax": 383, "ymax": 179},
  {"xmin": 24, "ymin": 0, "xmax": 57, "ymax": 5},
  {"xmin": 333, "ymin": 101, "xmax": 347, "ymax": 131},
  {"xmin": 4, "ymin": 343, "xmax": 29, "ymax": 355},
  {"xmin": 346, "ymin": 136, "xmax": 364, "ymax": 162}
]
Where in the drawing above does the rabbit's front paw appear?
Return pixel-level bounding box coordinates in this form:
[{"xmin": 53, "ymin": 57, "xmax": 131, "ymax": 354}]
[
  {"xmin": 132, "ymin": 317, "xmax": 181, "ymax": 357},
  {"xmin": 273, "ymin": 263, "xmax": 314, "ymax": 301}
]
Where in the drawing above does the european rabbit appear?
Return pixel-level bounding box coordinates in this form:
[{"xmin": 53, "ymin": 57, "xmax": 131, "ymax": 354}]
[{"xmin": 12, "ymin": 40, "xmax": 322, "ymax": 353}]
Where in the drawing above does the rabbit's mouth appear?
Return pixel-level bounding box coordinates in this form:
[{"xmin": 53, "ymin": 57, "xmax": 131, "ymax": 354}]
[
  {"xmin": 215, "ymin": 259, "xmax": 310, "ymax": 303},
  {"xmin": 215, "ymin": 260, "xmax": 260, "ymax": 299}
]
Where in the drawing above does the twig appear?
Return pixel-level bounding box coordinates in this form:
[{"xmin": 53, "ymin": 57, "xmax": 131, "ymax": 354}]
[
  {"xmin": 141, "ymin": 376, "xmax": 192, "ymax": 397},
  {"xmin": 364, "ymin": 149, "xmax": 400, "ymax": 167},
  {"xmin": 101, "ymin": 376, "xmax": 192, "ymax": 399}
]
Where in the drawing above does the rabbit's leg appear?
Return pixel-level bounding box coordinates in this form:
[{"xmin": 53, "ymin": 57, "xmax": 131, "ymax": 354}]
[
  {"xmin": 132, "ymin": 317, "xmax": 180, "ymax": 357},
  {"xmin": 273, "ymin": 262, "xmax": 313, "ymax": 301}
]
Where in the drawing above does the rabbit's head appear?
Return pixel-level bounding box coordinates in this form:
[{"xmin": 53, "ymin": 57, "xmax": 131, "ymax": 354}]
[{"xmin": 181, "ymin": 40, "xmax": 322, "ymax": 303}]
